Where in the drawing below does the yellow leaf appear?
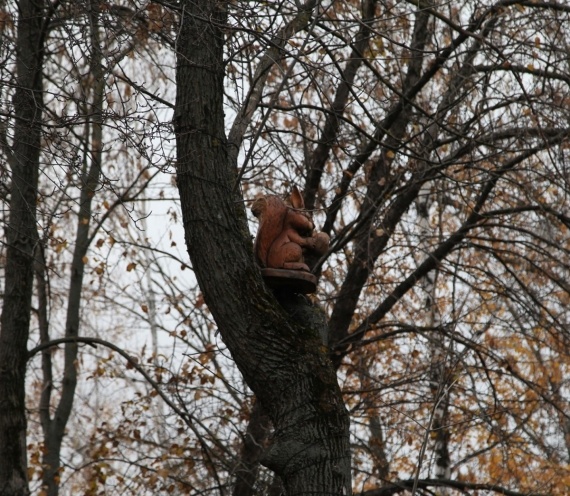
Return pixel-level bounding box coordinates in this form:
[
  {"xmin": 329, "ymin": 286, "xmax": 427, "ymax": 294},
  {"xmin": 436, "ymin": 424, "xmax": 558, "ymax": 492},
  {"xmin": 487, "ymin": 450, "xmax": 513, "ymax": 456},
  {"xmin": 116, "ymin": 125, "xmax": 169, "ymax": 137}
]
[
  {"xmin": 55, "ymin": 240, "xmax": 68, "ymax": 253},
  {"xmin": 157, "ymin": 468, "xmax": 169, "ymax": 479}
]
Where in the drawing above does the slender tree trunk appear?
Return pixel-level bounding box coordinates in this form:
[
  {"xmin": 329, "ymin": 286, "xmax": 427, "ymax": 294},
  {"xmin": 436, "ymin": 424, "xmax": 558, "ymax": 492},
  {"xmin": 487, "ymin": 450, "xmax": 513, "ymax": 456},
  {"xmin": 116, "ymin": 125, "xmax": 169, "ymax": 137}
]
[
  {"xmin": 40, "ymin": 3, "xmax": 104, "ymax": 494},
  {"xmin": 0, "ymin": 1, "xmax": 44, "ymax": 494},
  {"xmin": 415, "ymin": 182, "xmax": 451, "ymax": 480},
  {"xmin": 174, "ymin": 2, "xmax": 351, "ymax": 494}
]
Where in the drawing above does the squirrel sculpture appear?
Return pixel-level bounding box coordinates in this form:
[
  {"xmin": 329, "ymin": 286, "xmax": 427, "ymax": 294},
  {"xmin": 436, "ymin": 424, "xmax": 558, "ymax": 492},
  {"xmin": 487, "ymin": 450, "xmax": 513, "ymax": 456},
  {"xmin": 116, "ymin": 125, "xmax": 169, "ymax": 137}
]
[{"xmin": 251, "ymin": 187, "xmax": 329, "ymax": 272}]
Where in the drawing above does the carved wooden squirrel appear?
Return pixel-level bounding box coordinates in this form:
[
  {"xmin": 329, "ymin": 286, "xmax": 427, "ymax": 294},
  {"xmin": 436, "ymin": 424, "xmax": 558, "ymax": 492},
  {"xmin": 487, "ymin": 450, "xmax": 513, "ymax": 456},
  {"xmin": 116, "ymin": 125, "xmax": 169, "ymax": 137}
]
[{"xmin": 251, "ymin": 187, "xmax": 329, "ymax": 272}]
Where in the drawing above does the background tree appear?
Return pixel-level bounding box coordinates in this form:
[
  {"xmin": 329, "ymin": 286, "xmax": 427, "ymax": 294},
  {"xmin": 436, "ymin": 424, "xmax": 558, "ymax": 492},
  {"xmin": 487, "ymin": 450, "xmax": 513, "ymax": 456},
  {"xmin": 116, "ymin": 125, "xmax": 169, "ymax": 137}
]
[{"xmin": 0, "ymin": 0, "xmax": 45, "ymax": 493}]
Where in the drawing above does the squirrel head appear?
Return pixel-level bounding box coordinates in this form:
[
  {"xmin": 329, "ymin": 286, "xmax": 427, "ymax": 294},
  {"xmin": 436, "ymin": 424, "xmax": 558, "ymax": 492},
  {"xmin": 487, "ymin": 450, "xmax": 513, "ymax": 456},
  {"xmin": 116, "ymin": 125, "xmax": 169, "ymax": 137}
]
[
  {"xmin": 251, "ymin": 187, "xmax": 306, "ymax": 219},
  {"xmin": 251, "ymin": 196, "xmax": 267, "ymax": 219}
]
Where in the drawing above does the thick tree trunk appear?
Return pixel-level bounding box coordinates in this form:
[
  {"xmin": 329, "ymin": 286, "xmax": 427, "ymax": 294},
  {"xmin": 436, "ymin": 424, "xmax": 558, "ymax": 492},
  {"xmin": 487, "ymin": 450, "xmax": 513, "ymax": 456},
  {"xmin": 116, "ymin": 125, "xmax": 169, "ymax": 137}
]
[
  {"xmin": 174, "ymin": 2, "xmax": 351, "ymax": 494},
  {"xmin": 0, "ymin": 1, "xmax": 44, "ymax": 494}
]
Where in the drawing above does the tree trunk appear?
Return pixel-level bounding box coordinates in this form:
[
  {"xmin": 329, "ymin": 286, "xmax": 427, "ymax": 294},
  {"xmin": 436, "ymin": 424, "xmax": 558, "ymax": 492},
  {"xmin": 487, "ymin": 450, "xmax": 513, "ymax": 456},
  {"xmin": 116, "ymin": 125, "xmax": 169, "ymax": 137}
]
[
  {"xmin": 416, "ymin": 182, "xmax": 451, "ymax": 480},
  {"xmin": 174, "ymin": 2, "xmax": 351, "ymax": 494},
  {"xmin": 40, "ymin": 3, "xmax": 105, "ymax": 494},
  {"xmin": 0, "ymin": 1, "xmax": 44, "ymax": 494}
]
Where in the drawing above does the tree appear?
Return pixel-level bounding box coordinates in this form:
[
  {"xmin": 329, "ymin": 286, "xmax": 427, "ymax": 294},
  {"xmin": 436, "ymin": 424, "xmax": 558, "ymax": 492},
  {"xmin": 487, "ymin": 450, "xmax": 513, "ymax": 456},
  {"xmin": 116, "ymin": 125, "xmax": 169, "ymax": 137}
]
[
  {"xmin": 174, "ymin": 0, "xmax": 352, "ymax": 493},
  {"xmin": 2, "ymin": 1, "xmax": 174, "ymax": 494},
  {"xmin": 0, "ymin": 0, "xmax": 45, "ymax": 493},
  {"xmin": 173, "ymin": 0, "xmax": 570, "ymax": 494}
]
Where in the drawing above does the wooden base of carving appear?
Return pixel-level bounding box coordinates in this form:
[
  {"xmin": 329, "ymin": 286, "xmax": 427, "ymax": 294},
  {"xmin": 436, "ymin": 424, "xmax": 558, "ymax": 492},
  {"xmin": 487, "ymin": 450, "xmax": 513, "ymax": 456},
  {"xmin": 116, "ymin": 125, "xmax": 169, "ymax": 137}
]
[{"xmin": 261, "ymin": 268, "xmax": 318, "ymax": 294}]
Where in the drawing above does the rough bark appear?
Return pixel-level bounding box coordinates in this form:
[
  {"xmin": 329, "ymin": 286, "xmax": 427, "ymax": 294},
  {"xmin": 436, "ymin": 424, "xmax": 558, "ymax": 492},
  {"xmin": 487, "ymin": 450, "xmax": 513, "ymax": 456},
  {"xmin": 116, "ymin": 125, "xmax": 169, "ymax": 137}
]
[
  {"xmin": 0, "ymin": 1, "xmax": 44, "ymax": 494},
  {"xmin": 232, "ymin": 293, "xmax": 331, "ymax": 496},
  {"xmin": 174, "ymin": 1, "xmax": 351, "ymax": 495}
]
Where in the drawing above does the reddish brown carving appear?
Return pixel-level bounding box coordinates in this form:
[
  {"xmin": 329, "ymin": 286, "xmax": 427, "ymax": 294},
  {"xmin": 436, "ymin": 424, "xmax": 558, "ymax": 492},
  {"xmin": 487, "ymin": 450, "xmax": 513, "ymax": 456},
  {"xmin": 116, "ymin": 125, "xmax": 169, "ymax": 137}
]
[{"xmin": 251, "ymin": 187, "xmax": 330, "ymax": 272}]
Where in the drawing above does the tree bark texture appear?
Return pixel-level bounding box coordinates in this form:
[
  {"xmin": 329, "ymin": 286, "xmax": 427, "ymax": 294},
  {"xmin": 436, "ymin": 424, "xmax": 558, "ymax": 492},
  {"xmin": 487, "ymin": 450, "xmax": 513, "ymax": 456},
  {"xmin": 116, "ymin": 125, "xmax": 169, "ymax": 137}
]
[
  {"xmin": 174, "ymin": 2, "xmax": 351, "ymax": 494},
  {"xmin": 0, "ymin": 1, "xmax": 44, "ymax": 494}
]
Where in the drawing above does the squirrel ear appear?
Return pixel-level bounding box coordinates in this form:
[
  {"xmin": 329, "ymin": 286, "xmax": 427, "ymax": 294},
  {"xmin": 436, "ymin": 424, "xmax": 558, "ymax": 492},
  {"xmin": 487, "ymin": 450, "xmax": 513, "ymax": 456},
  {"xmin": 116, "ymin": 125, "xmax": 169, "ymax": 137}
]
[{"xmin": 290, "ymin": 186, "xmax": 305, "ymax": 209}]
